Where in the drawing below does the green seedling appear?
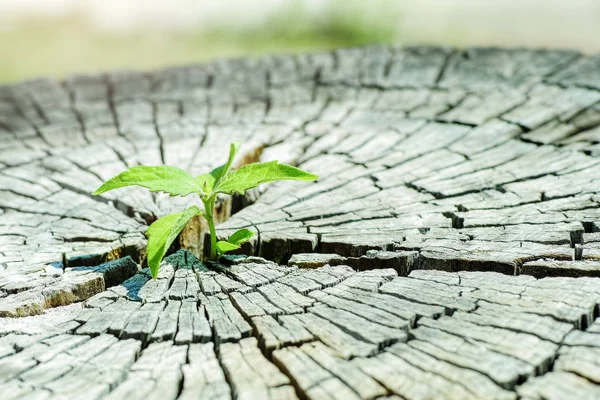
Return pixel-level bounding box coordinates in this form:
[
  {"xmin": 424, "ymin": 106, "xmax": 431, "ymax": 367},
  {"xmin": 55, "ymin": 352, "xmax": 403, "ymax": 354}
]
[{"xmin": 92, "ymin": 142, "xmax": 318, "ymax": 279}]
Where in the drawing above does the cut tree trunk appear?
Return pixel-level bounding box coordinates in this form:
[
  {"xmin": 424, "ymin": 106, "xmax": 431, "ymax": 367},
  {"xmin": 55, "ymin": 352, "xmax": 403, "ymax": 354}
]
[{"xmin": 2, "ymin": 46, "xmax": 600, "ymax": 399}]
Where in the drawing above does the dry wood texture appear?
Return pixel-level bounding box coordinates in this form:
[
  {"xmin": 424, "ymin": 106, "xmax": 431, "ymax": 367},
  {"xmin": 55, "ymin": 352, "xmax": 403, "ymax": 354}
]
[{"xmin": 1, "ymin": 46, "xmax": 600, "ymax": 399}]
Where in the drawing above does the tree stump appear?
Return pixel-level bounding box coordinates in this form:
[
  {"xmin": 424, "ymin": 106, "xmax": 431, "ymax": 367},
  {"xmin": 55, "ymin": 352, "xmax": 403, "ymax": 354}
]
[{"xmin": 2, "ymin": 46, "xmax": 600, "ymax": 399}]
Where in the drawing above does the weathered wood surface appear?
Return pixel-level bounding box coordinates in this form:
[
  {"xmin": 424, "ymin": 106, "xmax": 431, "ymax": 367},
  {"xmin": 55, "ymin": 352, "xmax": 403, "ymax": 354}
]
[{"xmin": 1, "ymin": 46, "xmax": 600, "ymax": 399}]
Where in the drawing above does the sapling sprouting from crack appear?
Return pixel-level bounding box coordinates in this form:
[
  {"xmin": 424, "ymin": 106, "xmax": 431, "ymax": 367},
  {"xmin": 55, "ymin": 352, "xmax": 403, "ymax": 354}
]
[{"xmin": 92, "ymin": 142, "xmax": 318, "ymax": 279}]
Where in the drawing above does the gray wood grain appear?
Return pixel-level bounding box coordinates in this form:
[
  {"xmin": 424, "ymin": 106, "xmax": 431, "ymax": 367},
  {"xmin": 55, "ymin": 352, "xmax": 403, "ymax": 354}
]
[{"xmin": 2, "ymin": 45, "xmax": 600, "ymax": 399}]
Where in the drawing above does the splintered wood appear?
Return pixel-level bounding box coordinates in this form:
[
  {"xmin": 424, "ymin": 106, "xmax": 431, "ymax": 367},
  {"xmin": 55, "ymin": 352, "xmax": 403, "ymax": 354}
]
[{"xmin": 2, "ymin": 46, "xmax": 600, "ymax": 399}]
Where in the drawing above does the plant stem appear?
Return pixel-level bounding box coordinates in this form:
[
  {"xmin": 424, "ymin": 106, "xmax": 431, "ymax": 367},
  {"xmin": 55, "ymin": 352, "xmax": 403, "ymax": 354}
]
[{"xmin": 203, "ymin": 196, "xmax": 218, "ymax": 260}]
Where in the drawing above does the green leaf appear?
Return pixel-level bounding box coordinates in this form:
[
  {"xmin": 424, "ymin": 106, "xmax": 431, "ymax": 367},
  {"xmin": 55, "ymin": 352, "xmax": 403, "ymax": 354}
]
[
  {"xmin": 92, "ymin": 165, "xmax": 203, "ymax": 197},
  {"xmin": 228, "ymin": 228, "xmax": 254, "ymax": 245},
  {"xmin": 213, "ymin": 161, "xmax": 318, "ymax": 195},
  {"xmin": 146, "ymin": 206, "xmax": 202, "ymax": 279},
  {"xmin": 195, "ymin": 173, "xmax": 216, "ymax": 193},
  {"xmin": 215, "ymin": 240, "xmax": 240, "ymax": 256},
  {"xmin": 210, "ymin": 142, "xmax": 241, "ymax": 185}
]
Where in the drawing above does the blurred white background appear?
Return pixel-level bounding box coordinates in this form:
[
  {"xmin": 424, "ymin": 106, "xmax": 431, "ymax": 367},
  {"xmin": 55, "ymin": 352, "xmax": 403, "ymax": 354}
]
[{"xmin": 1, "ymin": 0, "xmax": 599, "ymax": 83}]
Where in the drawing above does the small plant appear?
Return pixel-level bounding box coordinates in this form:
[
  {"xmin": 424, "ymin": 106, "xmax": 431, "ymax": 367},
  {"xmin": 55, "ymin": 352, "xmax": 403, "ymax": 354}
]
[{"xmin": 92, "ymin": 142, "xmax": 318, "ymax": 279}]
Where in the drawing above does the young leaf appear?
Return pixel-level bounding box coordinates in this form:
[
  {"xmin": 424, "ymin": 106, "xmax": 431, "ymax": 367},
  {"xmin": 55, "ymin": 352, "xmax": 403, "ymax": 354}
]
[
  {"xmin": 228, "ymin": 228, "xmax": 254, "ymax": 245},
  {"xmin": 146, "ymin": 206, "xmax": 202, "ymax": 279},
  {"xmin": 215, "ymin": 240, "xmax": 240, "ymax": 256},
  {"xmin": 210, "ymin": 142, "xmax": 241, "ymax": 185},
  {"xmin": 213, "ymin": 161, "xmax": 318, "ymax": 195},
  {"xmin": 195, "ymin": 173, "xmax": 216, "ymax": 193},
  {"xmin": 92, "ymin": 166, "xmax": 203, "ymax": 197}
]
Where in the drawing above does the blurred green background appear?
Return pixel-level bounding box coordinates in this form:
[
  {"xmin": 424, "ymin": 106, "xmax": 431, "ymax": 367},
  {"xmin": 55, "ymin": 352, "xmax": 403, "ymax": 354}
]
[{"xmin": 1, "ymin": 0, "xmax": 600, "ymax": 84}]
